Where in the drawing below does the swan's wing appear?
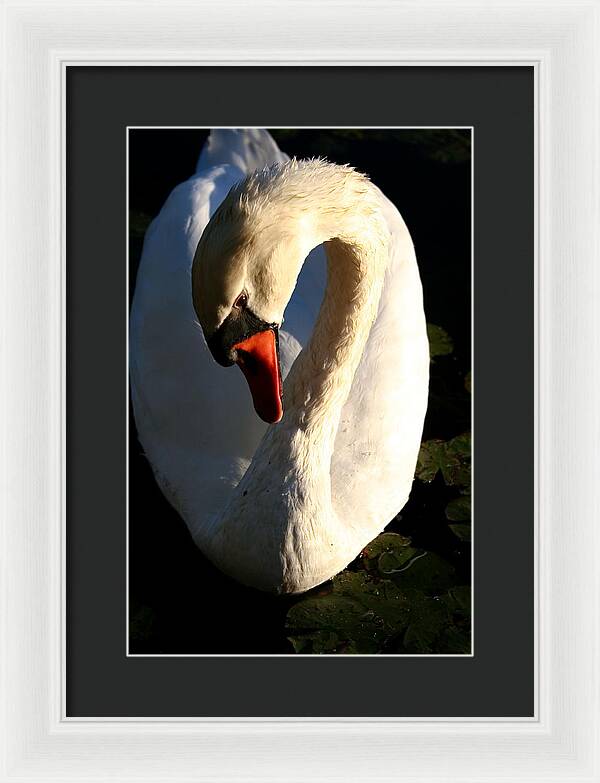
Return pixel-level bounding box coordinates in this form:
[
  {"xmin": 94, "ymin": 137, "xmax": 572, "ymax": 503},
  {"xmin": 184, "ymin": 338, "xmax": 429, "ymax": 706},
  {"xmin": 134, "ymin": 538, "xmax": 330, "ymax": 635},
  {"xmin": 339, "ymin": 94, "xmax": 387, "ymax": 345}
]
[
  {"xmin": 196, "ymin": 128, "xmax": 289, "ymax": 176},
  {"xmin": 130, "ymin": 165, "xmax": 255, "ymax": 542},
  {"xmin": 331, "ymin": 191, "xmax": 430, "ymax": 542},
  {"xmin": 130, "ymin": 129, "xmax": 324, "ymax": 549}
]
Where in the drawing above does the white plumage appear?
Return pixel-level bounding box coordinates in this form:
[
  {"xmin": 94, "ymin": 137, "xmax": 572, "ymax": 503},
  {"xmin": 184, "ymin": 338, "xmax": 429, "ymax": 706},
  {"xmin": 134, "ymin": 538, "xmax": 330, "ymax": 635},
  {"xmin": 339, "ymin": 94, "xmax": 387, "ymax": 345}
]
[{"xmin": 130, "ymin": 129, "xmax": 429, "ymax": 594}]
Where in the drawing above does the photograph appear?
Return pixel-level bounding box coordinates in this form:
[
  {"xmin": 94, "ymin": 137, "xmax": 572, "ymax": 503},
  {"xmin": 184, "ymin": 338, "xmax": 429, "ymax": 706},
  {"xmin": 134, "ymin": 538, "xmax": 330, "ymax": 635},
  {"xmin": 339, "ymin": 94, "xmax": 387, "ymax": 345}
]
[{"xmin": 128, "ymin": 127, "xmax": 472, "ymax": 655}]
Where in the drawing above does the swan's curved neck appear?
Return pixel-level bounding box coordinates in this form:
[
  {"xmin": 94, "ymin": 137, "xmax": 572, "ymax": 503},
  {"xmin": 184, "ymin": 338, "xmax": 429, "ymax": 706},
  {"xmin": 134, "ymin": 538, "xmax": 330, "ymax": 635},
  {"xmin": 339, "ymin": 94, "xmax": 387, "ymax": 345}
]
[
  {"xmin": 248, "ymin": 163, "xmax": 391, "ymax": 459},
  {"xmin": 246, "ymin": 161, "xmax": 391, "ymax": 452},
  {"xmin": 284, "ymin": 228, "xmax": 388, "ymax": 457}
]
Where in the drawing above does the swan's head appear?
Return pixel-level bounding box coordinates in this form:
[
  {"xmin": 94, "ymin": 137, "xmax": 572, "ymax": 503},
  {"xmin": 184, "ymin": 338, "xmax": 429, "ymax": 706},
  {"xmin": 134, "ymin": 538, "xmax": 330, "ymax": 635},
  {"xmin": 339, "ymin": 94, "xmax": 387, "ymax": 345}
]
[{"xmin": 192, "ymin": 173, "xmax": 310, "ymax": 424}]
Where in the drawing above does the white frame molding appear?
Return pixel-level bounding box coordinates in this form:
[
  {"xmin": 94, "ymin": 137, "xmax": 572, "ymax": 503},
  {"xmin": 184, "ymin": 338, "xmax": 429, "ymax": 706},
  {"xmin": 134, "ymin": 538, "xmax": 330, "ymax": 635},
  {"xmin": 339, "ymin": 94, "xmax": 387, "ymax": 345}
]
[{"xmin": 1, "ymin": 1, "xmax": 599, "ymax": 781}]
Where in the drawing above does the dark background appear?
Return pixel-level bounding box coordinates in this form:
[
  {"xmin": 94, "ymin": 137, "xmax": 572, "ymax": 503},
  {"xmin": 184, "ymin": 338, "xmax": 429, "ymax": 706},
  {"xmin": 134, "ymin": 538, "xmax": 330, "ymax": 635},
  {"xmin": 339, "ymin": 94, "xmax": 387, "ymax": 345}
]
[
  {"xmin": 67, "ymin": 66, "xmax": 533, "ymax": 717},
  {"xmin": 128, "ymin": 128, "xmax": 472, "ymax": 655}
]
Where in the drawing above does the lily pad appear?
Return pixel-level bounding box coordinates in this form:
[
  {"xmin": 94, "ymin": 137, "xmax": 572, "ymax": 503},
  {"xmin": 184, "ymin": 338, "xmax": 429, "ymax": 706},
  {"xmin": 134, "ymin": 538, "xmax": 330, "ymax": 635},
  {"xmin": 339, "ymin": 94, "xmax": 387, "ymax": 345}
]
[
  {"xmin": 286, "ymin": 572, "xmax": 412, "ymax": 654},
  {"xmin": 333, "ymin": 571, "xmax": 413, "ymax": 629},
  {"xmin": 437, "ymin": 587, "xmax": 472, "ymax": 653},
  {"xmin": 360, "ymin": 532, "xmax": 420, "ymax": 576},
  {"xmin": 445, "ymin": 495, "xmax": 471, "ymax": 521},
  {"xmin": 416, "ymin": 433, "xmax": 471, "ymax": 489},
  {"xmin": 362, "ymin": 531, "xmax": 413, "ymax": 558},
  {"xmin": 389, "ymin": 551, "xmax": 457, "ymax": 593},
  {"xmin": 286, "ymin": 594, "xmax": 383, "ymax": 654},
  {"xmin": 442, "ymin": 586, "xmax": 471, "ymax": 616},
  {"xmin": 402, "ymin": 586, "xmax": 472, "ymax": 654},
  {"xmin": 427, "ymin": 323, "xmax": 454, "ymax": 359},
  {"xmin": 446, "ymin": 432, "xmax": 471, "ymax": 459},
  {"xmin": 442, "ymin": 433, "xmax": 471, "ymax": 487},
  {"xmin": 415, "ymin": 439, "xmax": 446, "ymax": 483},
  {"xmin": 449, "ymin": 524, "xmax": 471, "ymax": 542},
  {"xmin": 401, "ymin": 591, "xmax": 449, "ymax": 653},
  {"xmin": 286, "ymin": 565, "xmax": 471, "ymax": 655}
]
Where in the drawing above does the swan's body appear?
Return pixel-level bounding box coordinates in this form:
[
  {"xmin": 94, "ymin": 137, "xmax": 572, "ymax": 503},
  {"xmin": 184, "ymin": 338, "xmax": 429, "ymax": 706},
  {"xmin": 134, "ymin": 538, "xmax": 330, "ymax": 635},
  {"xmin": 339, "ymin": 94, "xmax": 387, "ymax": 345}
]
[{"xmin": 130, "ymin": 129, "xmax": 429, "ymax": 594}]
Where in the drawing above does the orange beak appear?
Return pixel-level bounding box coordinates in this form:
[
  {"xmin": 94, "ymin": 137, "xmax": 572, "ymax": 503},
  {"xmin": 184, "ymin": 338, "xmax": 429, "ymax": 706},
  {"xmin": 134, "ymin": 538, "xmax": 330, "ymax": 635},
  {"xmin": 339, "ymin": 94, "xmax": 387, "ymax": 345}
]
[{"xmin": 233, "ymin": 329, "xmax": 283, "ymax": 424}]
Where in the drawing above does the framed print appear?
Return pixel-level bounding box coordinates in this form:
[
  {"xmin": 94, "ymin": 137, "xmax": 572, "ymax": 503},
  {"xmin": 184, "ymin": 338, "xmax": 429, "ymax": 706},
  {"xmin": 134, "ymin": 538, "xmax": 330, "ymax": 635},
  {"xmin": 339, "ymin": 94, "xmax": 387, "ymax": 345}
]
[{"xmin": 2, "ymin": 1, "xmax": 599, "ymax": 782}]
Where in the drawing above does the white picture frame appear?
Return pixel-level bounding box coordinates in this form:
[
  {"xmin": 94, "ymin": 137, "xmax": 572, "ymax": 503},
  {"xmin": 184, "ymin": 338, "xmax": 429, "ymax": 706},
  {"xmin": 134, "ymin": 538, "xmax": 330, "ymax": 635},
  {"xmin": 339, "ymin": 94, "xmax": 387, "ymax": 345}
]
[{"xmin": 1, "ymin": 1, "xmax": 599, "ymax": 780}]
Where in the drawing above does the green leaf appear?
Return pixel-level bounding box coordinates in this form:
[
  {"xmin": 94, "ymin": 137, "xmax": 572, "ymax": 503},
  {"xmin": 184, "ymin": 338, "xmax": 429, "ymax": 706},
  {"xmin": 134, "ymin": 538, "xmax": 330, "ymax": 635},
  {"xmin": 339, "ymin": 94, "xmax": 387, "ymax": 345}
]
[
  {"xmin": 449, "ymin": 524, "xmax": 471, "ymax": 542},
  {"xmin": 427, "ymin": 323, "xmax": 454, "ymax": 359},
  {"xmin": 401, "ymin": 587, "xmax": 472, "ymax": 654},
  {"xmin": 416, "ymin": 433, "xmax": 471, "ymax": 489},
  {"xmin": 389, "ymin": 551, "xmax": 457, "ymax": 594},
  {"xmin": 445, "ymin": 495, "xmax": 471, "ymax": 521},
  {"xmin": 360, "ymin": 532, "xmax": 419, "ymax": 576},
  {"xmin": 401, "ymin": 593, "xmax": 449, "ymax": 653},
  {"xmin": 442, "ymin": 434, "xmax": 471, "ymax": 488},
  {"xmin": 286, "ymin": 583, "xmax": 399, "ymax": 654},
  {"xmin": 332, "ymin": 571, "xmax": 413, "ymax": 629},
  {"xmin": 435, "ymin": 587, "xmax": 472, "ymax": 653},
  {"xmin": 286, "ymin": 570, "xmax": 428, "ymax": 654},
  {"xmin": 362, "ymin": 532, "xmax": 413, "ymax": 559},
  {"xmin": 442, "ymin": 586, "xmax": 471, "ymax": 616},
  {"xmin": 288, "ymin": 630, "xmax": 339, "ymax": 654},
  {"xmin": 378, "ymin": 547, "xmax": 422, "ymax": 576},
  {"xmin": 286, "ymin": 549, "xmax": 470, "ymax": 654},
  {"xmin": 285, "ymin": 594, "xmax": 380, "ymax": 654},
  {"xmin": 415, "ymin": 439, "xmax": 447, "ymax": 483},
  {"xmin": 446, "ymin": 432, "xmax": 471, "ymax": 459}
]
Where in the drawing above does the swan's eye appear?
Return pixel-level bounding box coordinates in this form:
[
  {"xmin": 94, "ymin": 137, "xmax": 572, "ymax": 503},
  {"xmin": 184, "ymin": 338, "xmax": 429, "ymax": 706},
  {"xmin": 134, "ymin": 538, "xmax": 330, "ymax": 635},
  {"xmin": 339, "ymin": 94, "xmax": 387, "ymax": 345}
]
[{"xmin": 233, "ymin": 292, "xmax": 248, "ymax": 310}]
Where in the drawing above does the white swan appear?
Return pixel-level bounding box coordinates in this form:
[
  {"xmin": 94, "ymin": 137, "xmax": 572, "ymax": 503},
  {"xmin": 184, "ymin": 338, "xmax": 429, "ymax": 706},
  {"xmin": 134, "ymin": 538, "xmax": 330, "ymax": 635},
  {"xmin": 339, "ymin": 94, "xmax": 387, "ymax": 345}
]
[{"xmin": 130, "ymin": 129, "xmax": 429, "ymax": 594}]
